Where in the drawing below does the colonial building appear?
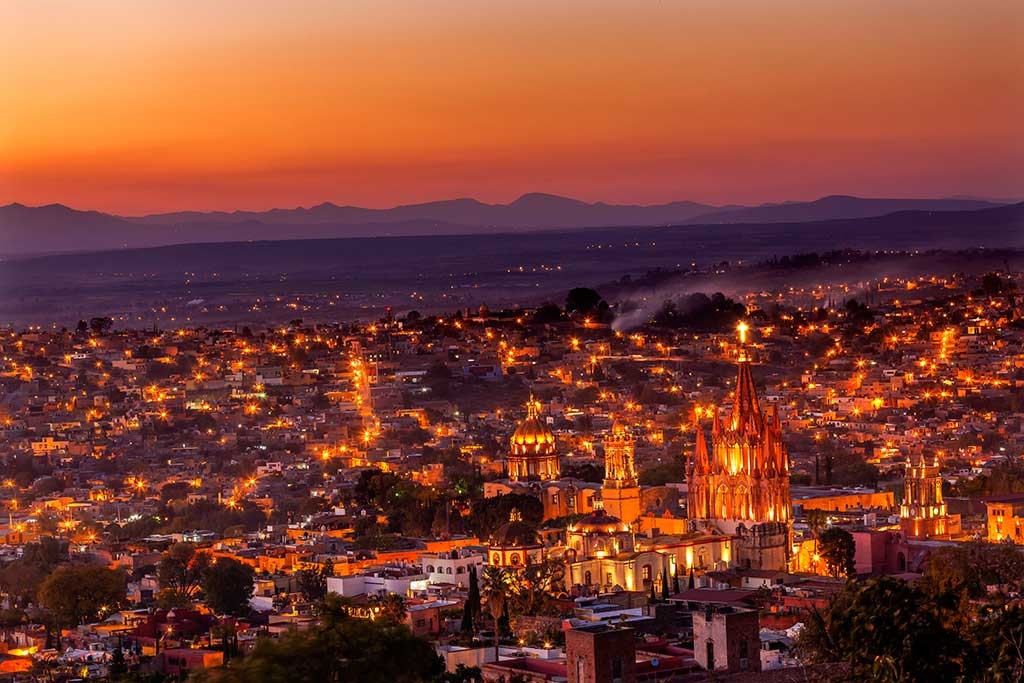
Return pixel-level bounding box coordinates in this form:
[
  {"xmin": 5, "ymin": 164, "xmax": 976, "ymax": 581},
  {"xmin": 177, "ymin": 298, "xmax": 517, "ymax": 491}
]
[
  {"xmin": 687, "ymin": 324, "xmax": 792, "ymax": 571},
  {"xmin": 600, "ymin": 422, "xmax": 641, "ymax": 526},
  {"xmin": 693, "ymin": 606, "xmax": 761, "ymax": 674},
  {"xmin": 483, "ymin": 479, "xmax": 600, "ymax": 521},
  {"xmin": 899, "ymin": 455, "xmax": 961, "ymax": 539},
  {"xmin": 506, "ymin": 396, "xmax": 560, "ymax": 482},
  {"xmin": 561, "ymin": 509, "xmax": 673, "ymax": 594},
  {"xmin": 984, "ymin": 493, "xmax": 1024, "ymax": 544}
]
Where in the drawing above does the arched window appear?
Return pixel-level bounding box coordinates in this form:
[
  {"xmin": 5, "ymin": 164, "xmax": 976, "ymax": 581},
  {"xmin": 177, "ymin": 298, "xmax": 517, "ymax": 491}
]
[
  {"xmin": 584, "ymin": 570, "xmax": 592, "ymax": 585},
  {"xmin": 446, "ymin": 567, "xmax": 453, "ymax": 574},
  {"xmin": 426, "ymin": 565, "xmax": 435, "ymax": 573},
  {"xmin": 456, "ymin": 566, "xmax": 465, "ymax": 574},
  {"xmin": 492, "ymin": 553, "xmax": 501, "ymax": 565}
]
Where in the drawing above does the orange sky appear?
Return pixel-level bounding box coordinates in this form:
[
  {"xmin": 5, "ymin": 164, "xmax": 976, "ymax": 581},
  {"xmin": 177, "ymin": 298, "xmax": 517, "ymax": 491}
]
[{"xmin": 2, "ymin": 0, "xmax": 1022, "ymax": 214}]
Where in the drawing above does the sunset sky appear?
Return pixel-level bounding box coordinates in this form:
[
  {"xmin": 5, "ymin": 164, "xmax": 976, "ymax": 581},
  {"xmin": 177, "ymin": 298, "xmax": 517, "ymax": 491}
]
[{"xmin": 2, "ymin": 0, "xmax": 1022, "ymax": 214}]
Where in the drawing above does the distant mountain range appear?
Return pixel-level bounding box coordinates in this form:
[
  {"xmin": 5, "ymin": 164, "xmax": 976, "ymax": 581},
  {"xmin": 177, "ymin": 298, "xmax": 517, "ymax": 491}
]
[{"xmin": 0, "ymin": 193, "xmax": 1009, "ymax": 256}]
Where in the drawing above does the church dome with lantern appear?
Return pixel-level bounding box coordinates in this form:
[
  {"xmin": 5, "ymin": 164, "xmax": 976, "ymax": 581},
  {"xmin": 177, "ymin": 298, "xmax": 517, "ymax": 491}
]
[
  {"xmin": 506, "ymin": 396, "xmax": 560, "ymax": 482},
  {"xmin": 488, "ymin": 508, "xmax": 544, "ymax": 567},
  {"xmin": 566, "ymin": 508, "xmax": 635, "ymax": 559},
  {"xmin": 510, "ymin": 399, "xmax": 556, "ymax": 451}
]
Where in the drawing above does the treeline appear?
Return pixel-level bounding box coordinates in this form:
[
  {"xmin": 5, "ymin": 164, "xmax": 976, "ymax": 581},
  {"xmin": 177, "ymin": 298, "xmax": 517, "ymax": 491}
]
[
  {"xmin": 760, "ymin": 249, "xmax": 885, "ymax": 270},
  {"xmin": 646, "ymin": 292, "xmax": 746, "ymax": 330}
]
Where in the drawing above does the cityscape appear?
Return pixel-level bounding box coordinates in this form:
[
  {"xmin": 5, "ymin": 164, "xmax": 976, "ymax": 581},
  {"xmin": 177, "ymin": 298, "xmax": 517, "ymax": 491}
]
[{"xmin": 2, "ymin": 2, "xmax": 1024, "ymax": 683}]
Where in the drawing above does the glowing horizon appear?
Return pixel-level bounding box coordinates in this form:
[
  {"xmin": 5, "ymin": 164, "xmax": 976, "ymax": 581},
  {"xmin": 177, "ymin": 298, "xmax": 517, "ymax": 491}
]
[{"xmin": 2, "ymin": 0, "xmax": 1022, "ymax": 215}]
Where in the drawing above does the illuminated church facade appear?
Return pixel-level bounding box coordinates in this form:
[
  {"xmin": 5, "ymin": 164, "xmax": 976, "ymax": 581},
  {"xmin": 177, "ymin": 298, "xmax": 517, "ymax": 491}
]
[
  {"xmin": 485, "ymin": 397, "xmax": 602, "ymax": 521},
  {"xmin": 600, "ymin": 421, "xmax": 642, "ymax": 525},
  {"xmin": 900, "ymin": 454, "xmax": 961, "ymax": 539},
  {"xmin": 687, "ymin": 324, "xmax": 792, "ymax": 571}
]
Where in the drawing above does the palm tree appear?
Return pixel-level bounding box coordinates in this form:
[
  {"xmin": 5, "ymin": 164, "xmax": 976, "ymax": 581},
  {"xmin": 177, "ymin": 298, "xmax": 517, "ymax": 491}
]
[{"xmin": 481, "ymin": 566, "xmax": 513, "ymax": 659}]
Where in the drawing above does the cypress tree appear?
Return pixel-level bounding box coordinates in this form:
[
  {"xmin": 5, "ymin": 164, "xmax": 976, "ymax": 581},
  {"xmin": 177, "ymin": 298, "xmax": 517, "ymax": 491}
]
[
  {"xmin": 661, "ymin": 567, "xmax": 670, "ymax": 600},
  {"xmin": 467, "ymin": 566, "xmax": 481, "ymax": 622},
  {"xmin": 498, "ymin": 602, "xmax": 511, "ymax": 639}
]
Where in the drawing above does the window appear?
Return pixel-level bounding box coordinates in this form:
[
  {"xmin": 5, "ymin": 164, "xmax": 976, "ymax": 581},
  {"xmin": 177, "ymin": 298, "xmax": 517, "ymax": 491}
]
[
  {"xmin": 642, "ymin": 564, "xmax": 652, "ymax": 582},
  {"xmin": 706, "ymin": 641, "xmax": 715, "ymax": 669},
  {"xmin": 739, "ymin": 640, "xmax": 749, "ymax": 670},
  {"xmin": 426, "ymin": 565, "xmax": 435, "ymax": 573},
  {"xmin": 612, "ymin": 657, "xmax": 623, "ymax": 682},
  {"xmin": 510, "ymin": 553, "xmax": 521, "ymax": 566},
  {"xmin": 584, "ymin": 570, "xmax": 592, "ymax": 585}
]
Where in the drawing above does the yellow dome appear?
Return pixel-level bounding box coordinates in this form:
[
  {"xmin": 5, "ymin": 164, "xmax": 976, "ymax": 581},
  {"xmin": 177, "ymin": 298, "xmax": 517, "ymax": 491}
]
[
  {"xmin": 512, "ymin": 417, "xmax": 554, "ymax": 446},
  {"xmin": 511, "ymin": 397, "xmax": 555, "ymax": 447},
  {"xmin": 571, "ymin": 509, "xmax": 628, "ymax": 534}
]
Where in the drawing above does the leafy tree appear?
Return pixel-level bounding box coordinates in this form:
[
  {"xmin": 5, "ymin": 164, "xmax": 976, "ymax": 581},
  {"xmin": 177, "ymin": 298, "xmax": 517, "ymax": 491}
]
[
  {"xmin": 89, "ymin": 317, "xmax": 114, "ymax": 335},
  {"xmin": 797, "ymin": 577, "xmax": 964, "ymax": 681},
  {"xmin": 38, "ymin": 564, "xmax": 125, "ymax": 649},
  {"xmin": 805, "ymin": 509, "xmax": 828, "ymax": 538},
  {"xmin": 201, "ymin": 557, "xmax": 254, "ymax": 616},
  {"xmin": 376, "ymin": 592, "xmax": 407, "ymax": 623},
  {"xmin": 469, "ymin": 494, "xmax": 543, "ymax": 539},
  {"xmin": 981, "ymin": 272, "xmax": 1010, "ymax": 296},
  {"xmin": 297, "ymin": 566, "xmax": 328, "ymax": 602},
  {"xmin": 965, "ymin": 602, "xmax": 1024, "ymax": 681},
  {"xmin": 565, "ymin": 288, "xmax": 605, "ymax": 316},
  {"xmin": 920, "ymin": 543, "xmax": 1024, "ymax": 600},
  {"xmin": 531, "ymin": 303, "xmax": 564, "ymax": 324},
  {"xmin": 565, "ymin": 286, "xmax": 602, "ymax": 313},
  {"xmin": 199, "ymin": 594, "xmax": 441, "ymax": 683},
  {"xmin": 509, "ymin": 560, "xmax": 562, "ymax": 617},
  {"xmin": 156, "ymin": 543, "xmax": 210, "ymax": 607},
  {"xmin": 438, "ymin": 664, "xmax": 483, "ymax": 683},
  {"xmin": 0, "ymin": 537, "xmax": 68, "ymax": 606},
  {"xmin": 818, "ymin": 527, "xmax": 856, "ymax": 579},
  {"xmin": 560, "ymin": 462, "xmax": 603, "ymax": 483},
  {"xmin": 159, "ymin": 481, "xmax": 190, "ymax": 503},
  {"xmin": 638, "ymin": 462, "xmax": 683, "ymax": 486}
]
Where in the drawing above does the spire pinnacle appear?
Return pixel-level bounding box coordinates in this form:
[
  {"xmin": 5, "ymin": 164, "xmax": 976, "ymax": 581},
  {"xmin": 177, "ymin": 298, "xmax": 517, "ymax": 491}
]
[
  {"xmin": 737, "ymin": 321, "xmax": 749, "ymax": 362},
  {"xmin": 526, "ymin": 393, "xmax": 540, "ymax": 418}
]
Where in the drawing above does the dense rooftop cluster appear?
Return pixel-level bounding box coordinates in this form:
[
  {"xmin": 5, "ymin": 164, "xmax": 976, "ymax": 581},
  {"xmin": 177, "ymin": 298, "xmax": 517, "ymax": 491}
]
[{"xmin": 0, "ymin": 268, "xmax": 1022, "ymax": 681}]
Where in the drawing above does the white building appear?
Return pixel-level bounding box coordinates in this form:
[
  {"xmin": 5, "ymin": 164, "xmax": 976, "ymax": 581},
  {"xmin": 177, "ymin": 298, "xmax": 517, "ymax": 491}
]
[{"xmin": 419, "ymin": 549, "xmax": 484, "ymax": 587}]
